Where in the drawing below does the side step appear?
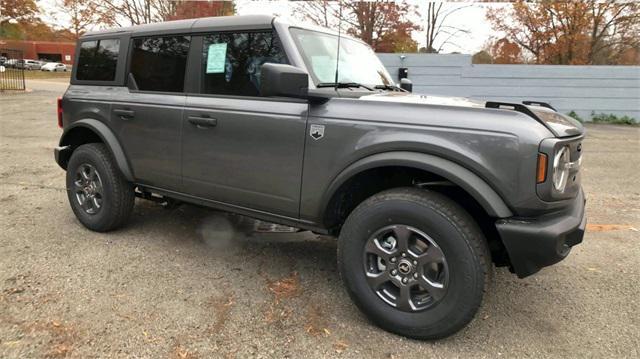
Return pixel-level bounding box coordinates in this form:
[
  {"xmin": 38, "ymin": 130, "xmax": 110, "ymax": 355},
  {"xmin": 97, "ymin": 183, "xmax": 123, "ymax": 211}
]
[{"xmin": 253, "ymin": 220, "xmax": 301, "ymax": 233}]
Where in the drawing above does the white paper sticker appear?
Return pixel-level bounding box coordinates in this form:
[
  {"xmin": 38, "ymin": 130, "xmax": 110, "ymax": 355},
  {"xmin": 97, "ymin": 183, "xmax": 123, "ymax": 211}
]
[{"xmin": 206, "ymin": 43, "xmax": 227, "ymax": 74}]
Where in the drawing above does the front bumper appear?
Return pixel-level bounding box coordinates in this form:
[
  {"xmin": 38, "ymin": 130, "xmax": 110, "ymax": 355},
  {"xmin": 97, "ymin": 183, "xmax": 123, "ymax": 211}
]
[{"xmin": 496, "ymin": 189, "xmax": 586, "ymax": 278}]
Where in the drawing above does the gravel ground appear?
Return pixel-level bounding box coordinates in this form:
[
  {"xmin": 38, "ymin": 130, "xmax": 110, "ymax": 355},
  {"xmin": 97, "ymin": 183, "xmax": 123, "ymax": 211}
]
[{"xmin": 1, "ymin": 80, "xmax": 639, "ymax": 358}]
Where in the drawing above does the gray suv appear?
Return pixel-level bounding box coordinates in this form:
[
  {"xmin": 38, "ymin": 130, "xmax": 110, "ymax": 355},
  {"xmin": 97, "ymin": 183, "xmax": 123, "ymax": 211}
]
[{"xmin": 54, "ymin": 15, "xmax": 586, "ymax": 339}]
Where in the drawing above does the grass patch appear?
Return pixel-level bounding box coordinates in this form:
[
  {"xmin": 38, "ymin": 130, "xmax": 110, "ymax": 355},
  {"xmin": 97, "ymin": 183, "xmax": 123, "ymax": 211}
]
[
  {"xmin": 567, "ymin": 111, "xmax": 584, "ymax": 123},
  {"xmin": 591, "ymin": 112, "xmax": 637, "ymax": 125},
  {"xmin": 567, "ymin": 110, "xmax": 637, "ymax": 125},
  {"xmin": 23, "ymin": 70, "xmax": 71, "ymax": 80}
]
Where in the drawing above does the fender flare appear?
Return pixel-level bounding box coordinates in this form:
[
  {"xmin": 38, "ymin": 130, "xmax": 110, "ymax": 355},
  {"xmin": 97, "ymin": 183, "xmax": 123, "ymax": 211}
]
[
  {"xmin": 59, "ymin": 119, "xmax": 134, "ymax": 182},
  {"xmin": 321, "ymin": 151, "xmax": 513, "ymax": 219}
]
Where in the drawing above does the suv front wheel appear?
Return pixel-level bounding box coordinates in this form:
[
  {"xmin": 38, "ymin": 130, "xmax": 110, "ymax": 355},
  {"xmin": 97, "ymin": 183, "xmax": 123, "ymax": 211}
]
[
  {"xmin": 338, "ymin": 187, "xmax": 491, "ymax": 339},
  {"xmin": 66, "ymin": 143, "xmax": 135, "ymax": 232}
]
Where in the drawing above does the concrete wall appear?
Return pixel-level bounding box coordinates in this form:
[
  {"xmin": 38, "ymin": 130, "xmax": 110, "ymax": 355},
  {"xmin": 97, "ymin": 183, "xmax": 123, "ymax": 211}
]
[{"xmin": 377, "ymin": 53, "xmax": 640, "ymax": 121}]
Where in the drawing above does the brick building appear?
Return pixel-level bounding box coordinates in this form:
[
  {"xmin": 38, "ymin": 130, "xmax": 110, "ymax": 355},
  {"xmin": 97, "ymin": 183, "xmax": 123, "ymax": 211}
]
[{"xmin": 0, "ymin": 39, "xmax": 76, "ymax": 64}]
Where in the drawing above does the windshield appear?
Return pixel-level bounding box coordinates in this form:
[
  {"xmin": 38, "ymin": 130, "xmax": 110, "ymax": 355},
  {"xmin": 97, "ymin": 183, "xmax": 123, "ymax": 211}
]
[{"xmin": 289, "ymin": 27, "xmax": 394, "ymax": 87}]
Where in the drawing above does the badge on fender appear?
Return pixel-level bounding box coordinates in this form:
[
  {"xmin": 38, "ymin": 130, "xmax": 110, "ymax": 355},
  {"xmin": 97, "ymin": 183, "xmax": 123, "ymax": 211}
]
[{"xmin": 310, "ymin": 124, "xmax": 325, "ymax": 140}]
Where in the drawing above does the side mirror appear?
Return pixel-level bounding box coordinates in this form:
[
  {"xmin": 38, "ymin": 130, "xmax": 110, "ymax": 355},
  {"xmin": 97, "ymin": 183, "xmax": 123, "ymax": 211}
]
[
  {"xmin": 400, "ymin": 78, "xmax": 413, "ymax": 92},
  {"xmin": 260, "ymin": 63, "xmax": 309, "ymax": 99}
]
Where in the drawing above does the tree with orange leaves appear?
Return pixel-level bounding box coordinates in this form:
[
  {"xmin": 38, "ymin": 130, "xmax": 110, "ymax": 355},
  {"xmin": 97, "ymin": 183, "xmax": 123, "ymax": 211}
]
[
  {"xmin": 486, "ymin": 0, "xmax": 640, "ymax": 65},
  {"xmin": 490, "ymin": 38, "xmax": 523, "ymax": 64},
  {"xmin": 165, "ymin": 0, "xmax": 235, "ymax": 21},
  {"xmin": 295, "ymin": 0, "xmax": 419, "ymax": 53}
]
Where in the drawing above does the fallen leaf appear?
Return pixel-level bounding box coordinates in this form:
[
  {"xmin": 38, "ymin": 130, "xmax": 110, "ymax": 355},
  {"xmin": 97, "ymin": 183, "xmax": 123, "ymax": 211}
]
[
  {"xmin": 334, "ymin": 340, "xmax": 349, "ymax": 353},
  {"xmin": 2, "ymin": 340, "xmax": 21, "ymax": 346},
  {"xmin": 586, "ymin": 224, "xmax": 633, "ymax": 232},
  {"xmin": 267, "ymin": 272, "xmax": 301, "ymax": 303}
]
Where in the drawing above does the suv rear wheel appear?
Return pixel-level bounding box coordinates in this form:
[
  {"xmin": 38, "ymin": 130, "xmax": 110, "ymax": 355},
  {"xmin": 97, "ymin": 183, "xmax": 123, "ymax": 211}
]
[
  {"xmin": 338, "ymin": 187, "xmax": 490, "ymax": 339},
  {"xmin": 66, "ymin": 143, "xmax": 135, "ymax": 232}
]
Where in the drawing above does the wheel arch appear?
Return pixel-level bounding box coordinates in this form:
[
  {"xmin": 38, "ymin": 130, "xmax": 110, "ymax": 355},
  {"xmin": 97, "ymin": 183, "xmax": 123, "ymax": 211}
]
[
  {"xmin": 58, "ymin": 119, "xmax": 134, "ymax": 181},
  {"xmin": 320, "ymin": 151, "xmax": 513, "ymax": 230}
]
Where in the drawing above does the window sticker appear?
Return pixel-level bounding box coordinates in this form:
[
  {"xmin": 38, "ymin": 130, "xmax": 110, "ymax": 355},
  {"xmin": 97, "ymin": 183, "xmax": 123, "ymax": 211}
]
[{"xmin": 206, "ymin": 43, "xmax": 227, "ymax": 74}]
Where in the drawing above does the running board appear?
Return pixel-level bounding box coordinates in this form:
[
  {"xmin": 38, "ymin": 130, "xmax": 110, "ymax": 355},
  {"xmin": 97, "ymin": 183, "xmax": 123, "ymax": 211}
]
[{"xmin": 253, "ymin": 220, "xmax": 301, "ymax": 233}]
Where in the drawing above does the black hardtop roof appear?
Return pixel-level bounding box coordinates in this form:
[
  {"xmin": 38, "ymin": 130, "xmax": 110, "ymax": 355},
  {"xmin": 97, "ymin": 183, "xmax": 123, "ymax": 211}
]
[{"xmin": 81, "ymin": 14, "xmax": 276, "ymax": 38}]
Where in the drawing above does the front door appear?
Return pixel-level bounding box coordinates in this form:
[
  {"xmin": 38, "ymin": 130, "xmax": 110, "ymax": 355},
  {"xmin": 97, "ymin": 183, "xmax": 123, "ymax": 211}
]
[{"xmin": 181, "ymin": 30, "xmax": 307, "ymax": 218}]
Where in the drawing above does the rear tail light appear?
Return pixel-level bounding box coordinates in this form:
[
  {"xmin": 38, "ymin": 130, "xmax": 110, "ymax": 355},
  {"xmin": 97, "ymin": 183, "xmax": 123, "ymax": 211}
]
[
  {"xmin": 57, "ymin": 97, "xmax": 63, "ymax": 128},
  {"xmin": 536, "ymin": 153, "xmax": 548, "ymax": 183}
]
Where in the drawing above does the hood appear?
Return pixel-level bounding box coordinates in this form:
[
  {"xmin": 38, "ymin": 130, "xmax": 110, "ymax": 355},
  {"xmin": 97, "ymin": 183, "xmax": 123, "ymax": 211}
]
[
  {"xmin": 523, "ymin": 106, "xmax": 584, "ymax": 138},
  {"xmin": 359, "ymin": 92, "xmax": 584, "ymax": 138},
  {"xmin": 359, "ymin": 92, "xmax": 487, "ymax": 109}
]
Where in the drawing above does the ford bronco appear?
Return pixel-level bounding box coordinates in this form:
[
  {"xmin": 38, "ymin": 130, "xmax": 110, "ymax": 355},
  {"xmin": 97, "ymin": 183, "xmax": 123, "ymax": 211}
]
[{"xmin": 54, "ymin": 15, "xmax": 586, "ymax": 339}]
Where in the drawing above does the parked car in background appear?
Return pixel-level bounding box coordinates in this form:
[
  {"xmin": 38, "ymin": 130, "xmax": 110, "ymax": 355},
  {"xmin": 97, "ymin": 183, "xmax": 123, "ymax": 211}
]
[
  {"xmin": 41, "ymin": 62, "xmax": 68, "ymax": 72},
  {"xmin": 4, "ymin": 59, "xmax": 18, "ymax": 68},
  {"xmin": 0, "ymin": 56, "xmax": 6, "ymax": 65},
  {"xmin": 17, "ymin": 59, "xmax": 42, "ymax": 70}
]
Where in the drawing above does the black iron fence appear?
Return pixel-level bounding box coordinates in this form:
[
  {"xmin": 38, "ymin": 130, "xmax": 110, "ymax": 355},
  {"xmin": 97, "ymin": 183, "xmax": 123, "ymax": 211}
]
[{"xmin": 0, "ymin": 49, "xmax": 26, "ymax": 91}]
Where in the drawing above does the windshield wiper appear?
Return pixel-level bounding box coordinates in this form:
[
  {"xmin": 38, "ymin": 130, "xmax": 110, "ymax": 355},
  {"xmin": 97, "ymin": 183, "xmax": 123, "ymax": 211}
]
[
  {"xmin": 317, "ymin": 82, "xmax": 375, "ymax": 91},
  {"xmin": 374, "ymin": 84, "xmax": 407, "ymax": 92}
]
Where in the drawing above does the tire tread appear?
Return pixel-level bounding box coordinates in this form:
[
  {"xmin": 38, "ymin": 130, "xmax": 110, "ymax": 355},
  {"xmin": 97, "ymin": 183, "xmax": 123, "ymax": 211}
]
[
  {"xmin": 67, "ymin": 143, "xmax": 134, "ymax": 232},
  {"xmin": 338, "ymin": 187, "xmax": 491, "ymax": 339}
]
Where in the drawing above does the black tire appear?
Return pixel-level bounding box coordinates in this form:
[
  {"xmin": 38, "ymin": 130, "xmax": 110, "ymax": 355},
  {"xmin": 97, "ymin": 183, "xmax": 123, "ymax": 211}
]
[
  {"xmin": 338, "ymin": 187, "xmax": 491, "ymax": 339},
  {"xmin": 66, "ymin": 143, "xmax": 135, "ymax": 232}
]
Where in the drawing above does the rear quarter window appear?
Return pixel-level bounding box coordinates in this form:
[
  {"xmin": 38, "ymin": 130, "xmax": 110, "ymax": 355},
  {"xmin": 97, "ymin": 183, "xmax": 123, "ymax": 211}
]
[{"xmin": 76, "ymin": 39, "xmax": 120, "ymax": 81}]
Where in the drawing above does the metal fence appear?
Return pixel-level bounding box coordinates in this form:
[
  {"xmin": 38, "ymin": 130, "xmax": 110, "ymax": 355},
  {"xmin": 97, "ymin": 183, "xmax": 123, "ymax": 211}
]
[
  {"xmin": 378, "ymin": 53, "xmax": 640, "ymax": 121},
  {"xmin": 0, "ymin": 49, "xmax": 26, "ymax": 91}
]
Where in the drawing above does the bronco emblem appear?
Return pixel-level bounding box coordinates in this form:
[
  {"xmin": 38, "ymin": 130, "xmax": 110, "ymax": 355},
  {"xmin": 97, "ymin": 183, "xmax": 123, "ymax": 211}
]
[{"xmin": 310, "ymin": 124, "xmax": 325, "ymax": 140}]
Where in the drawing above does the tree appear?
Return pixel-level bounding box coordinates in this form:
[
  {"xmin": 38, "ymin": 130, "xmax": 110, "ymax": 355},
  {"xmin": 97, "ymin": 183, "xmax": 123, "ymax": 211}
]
[
  {"xmin": 490, "ymin": 37, "xmax": 523, "ymax": 64},
  {"xmin": 487, "ymin": 0, "xmax": 640, "ymax": 65},
  {"xmin": 295, "ymin": 0, "xmax": 419, "ymax": 53},
  {"xmin": 381, "ymin": 21, "xmax": 418, "ymax": 53},
  {"xmin": 93, "ymin": 0, "xmax": 235, "ymax": 26},
  {"xmin": 0, "ymin": 0, "xmax": 72, "ymax": 41},
  {"xmin": 472, "ymin": 50, "xmax": 492, "ymax": 64},
  {"xmin": 342, "ymin": 1, "xmax": 419, "ymax": 52},
  {"xmin": 296, "ymin": 0, "xmax": 337, "ymax": 28},
  {"xmin": 94, "ymin": 0, "xmax": 168, "ymax": 26},
  {"xmin": 0, "ymin": 0, "xmax": 39, "ymax": 24},
  {"xmin": 422, "ymin": 2, "xmax": 470, "ymax": 54},
  {"xmin": 55, "ymin": 0, "xmax": 105, "ymax": 39},
  {"xmin": 166, "ymin": 0, "xmax": 235, "ymax": 21}
]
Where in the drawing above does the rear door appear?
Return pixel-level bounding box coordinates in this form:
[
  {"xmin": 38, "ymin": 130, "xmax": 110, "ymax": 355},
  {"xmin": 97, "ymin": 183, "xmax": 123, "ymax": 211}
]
[
  {"xmin": 182, "ymin": 30, "xmax": 307, "ymax": 218},
  {"xmin": 109, "ymin": 35, "xmax": 191, "ymax": 191}
]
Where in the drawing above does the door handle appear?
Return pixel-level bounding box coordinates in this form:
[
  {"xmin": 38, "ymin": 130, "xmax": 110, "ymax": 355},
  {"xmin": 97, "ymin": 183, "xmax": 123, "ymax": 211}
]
[
  {"xmin": 113, "ymin": 108, "xmax": 135, "ymax": 120},
  {"xmin": 188, "ymin": 115, "xmax": 217, "ymax": 128}
]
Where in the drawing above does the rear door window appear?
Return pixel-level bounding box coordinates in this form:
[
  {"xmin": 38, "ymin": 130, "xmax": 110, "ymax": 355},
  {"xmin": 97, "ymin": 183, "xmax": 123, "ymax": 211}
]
[
  {"xmin": 130, "ymin": 36, "xmax": 191, "ymax": 92},
  {"xmin": 200, "ymin": 31, "xmax": 287, "ymax": 97},
  {"xmin": 76, "ymin": 39, "xmax": 120, "ymax": 81}
]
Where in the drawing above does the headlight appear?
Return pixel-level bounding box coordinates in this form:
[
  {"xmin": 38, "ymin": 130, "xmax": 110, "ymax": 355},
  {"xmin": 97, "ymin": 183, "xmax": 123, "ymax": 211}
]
[{"xmin": 552, "ymin": 146, "xmax": 570, "ymax": 192}]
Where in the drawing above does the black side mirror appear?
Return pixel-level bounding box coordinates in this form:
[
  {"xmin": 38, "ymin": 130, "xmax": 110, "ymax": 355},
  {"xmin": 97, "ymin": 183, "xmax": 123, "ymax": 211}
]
[
  {"xmin": 400, "ymin": 78, "xmax": 413, "ymax": 92},
  {"xmin": 260, "ymin": 63, "xmax": 309, "ymax": 99}
]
